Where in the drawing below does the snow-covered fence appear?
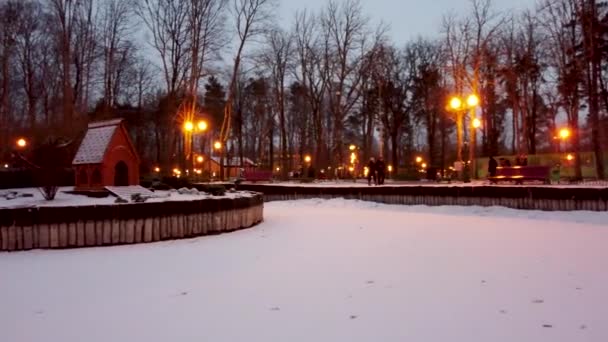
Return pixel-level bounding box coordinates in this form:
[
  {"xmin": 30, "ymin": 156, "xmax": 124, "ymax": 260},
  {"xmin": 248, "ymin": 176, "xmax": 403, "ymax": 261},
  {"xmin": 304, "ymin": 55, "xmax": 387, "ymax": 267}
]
[
  {"xmin": 237, "ymin": 185, "xmax": 608, "ymax": 212},
  {"xmin": 0, "ymin": 195, "xmax": 264, "ymax": 252}
]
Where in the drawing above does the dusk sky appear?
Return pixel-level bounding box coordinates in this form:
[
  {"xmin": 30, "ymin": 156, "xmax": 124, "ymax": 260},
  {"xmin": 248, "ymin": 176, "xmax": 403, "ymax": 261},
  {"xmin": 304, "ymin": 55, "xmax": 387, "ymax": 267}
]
[{"xmin": 278, "ymin": 0, "xmax": 538, "ymax": 44}]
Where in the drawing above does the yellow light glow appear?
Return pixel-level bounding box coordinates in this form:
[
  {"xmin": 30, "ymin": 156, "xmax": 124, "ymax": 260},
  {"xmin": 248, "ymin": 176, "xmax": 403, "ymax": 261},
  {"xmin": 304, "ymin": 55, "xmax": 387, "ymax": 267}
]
[
  {"xmin": 197, "ymin": 120, "xmax": 208, "ymax": 131},
  {"xmin": 416, "ymin": 156, "xmax": 423, "ymax": 164},
  {"xmin": 16, "ymin": 138, "xmax": 27, "ymax": 148},
  {"xmin": 559, "ymin": 128, "xmax": 571, "ymax": 139},
  {"xmin": 349, "ymin": 144, "xmax": 356, "ymax": 151},
  {"xmin": 472, "ymin": 118, "xmax": 481, "ymax": 129},
  {"xmin": 276, "ymin": 167, "xmax": 280, "ymax": 171},
  {"xmin": 154, "ymin": 167, "xmax": 160, "ymax": 173},
  {"xmin": 422, "ymin": 163, "xmax": 427, "ymax": 169},
  {"xmin": 196, "ymin": 156, "xmax": 204, "ymax": 163},
  {"xmin": 566, "ymin": 154, "xmax": 574, "ymax": 161},
  {"xmin": 466, "ymin": 94, "xmax": 480, "ymax": 107},
  {"xmin": 363, "ymin": 167, "xmax": 369, "ymax": 177},
  {"xmin": 388, "ymin": 165, "xmax": 393, "ymax": 172},
  {"xmin": 304, "ymin": 155, "xmax": 312, "ymax": 163},
  {"xmin": 214, "ymin": 141, "xmax": 222, "ymax": 150},
  {"xmin": 4, "ymin": 164, "xmax": 8, "ymax": 168},
  {"xmin": 173, "ymin": 168, "xmax": 181, "ymax": 175},
  {"xmin": 348, "ymin": 166, "xmax": 354, "ymax": 172},
  {"xmin": 350, "ymin": 152, "xmax": 357, "ymax": 164},
  {"xmin": 184, "ymin": 121, "xmax": 194, "ymax": 132},
  {"xmin": 449, "ymin": 97, "xmax": 462, "ymax": 110}
]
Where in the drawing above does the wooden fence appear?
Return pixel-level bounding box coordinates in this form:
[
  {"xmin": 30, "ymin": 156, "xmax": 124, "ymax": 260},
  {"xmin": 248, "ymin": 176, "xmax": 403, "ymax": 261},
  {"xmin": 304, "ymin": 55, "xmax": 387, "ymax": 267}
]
[{"xmin": 0, "ymin": 195, "xmax": 264, "ymax": 252}]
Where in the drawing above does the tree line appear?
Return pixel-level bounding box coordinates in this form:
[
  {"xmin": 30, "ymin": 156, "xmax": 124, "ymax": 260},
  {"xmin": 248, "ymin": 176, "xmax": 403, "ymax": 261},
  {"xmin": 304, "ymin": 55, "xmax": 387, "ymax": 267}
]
[{"xmin": 1, "ymin": 0, "xmax": 607, "ymax": 179}]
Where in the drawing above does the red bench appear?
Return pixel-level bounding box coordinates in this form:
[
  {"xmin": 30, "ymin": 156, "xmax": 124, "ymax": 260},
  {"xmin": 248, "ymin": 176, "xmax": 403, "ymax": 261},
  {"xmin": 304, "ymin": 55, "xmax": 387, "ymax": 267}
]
[
  {"xmin": 242, "ymin": 170, "xmax": 273, "ymax": 183},
  {"xmin": 489, "ymin": 166, "xmax": 551, "ymax": 185}
]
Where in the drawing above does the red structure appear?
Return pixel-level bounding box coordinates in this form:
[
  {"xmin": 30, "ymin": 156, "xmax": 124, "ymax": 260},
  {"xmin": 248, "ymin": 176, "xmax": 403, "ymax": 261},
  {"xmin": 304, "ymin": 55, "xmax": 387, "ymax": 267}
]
[{"xmin": 72, "ymin": 119, "xmax": 140, "ymax": 191}]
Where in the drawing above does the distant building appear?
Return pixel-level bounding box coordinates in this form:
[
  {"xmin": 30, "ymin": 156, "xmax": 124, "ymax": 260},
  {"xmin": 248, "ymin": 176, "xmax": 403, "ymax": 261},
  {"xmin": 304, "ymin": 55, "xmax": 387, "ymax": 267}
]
[
  {"xmin": 72, "ymin": 119, "xmax": 140, "ymax": 191},
  {"xmin": 209, "ymin": 157, "xmax": 256, "ymax": 178}
]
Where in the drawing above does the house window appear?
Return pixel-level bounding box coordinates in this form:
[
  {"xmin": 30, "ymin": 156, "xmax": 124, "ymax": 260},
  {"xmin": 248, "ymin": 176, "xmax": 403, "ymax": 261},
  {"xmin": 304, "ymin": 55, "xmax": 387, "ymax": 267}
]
[{"xmin": 91, "ymin": 168, "xmax": 102, "ymax": 184}]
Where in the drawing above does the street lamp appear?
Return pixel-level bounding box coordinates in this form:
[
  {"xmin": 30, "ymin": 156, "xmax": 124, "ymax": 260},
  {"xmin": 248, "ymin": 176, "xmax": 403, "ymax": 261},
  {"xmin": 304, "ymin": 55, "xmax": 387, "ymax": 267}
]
[
  {"xmin": 16, "ymin": 138, "xmax": 27, "ymax": 148},
  {"xmin": 559, "ymin": 128, "xmax": 571, "ymax": 140},
  {"xmin": 196, "ymin": 155, "xmax": 204, "ymax": 163},
  {"xmin": 304, "ymin": 155, "xmax": 311, "ymax": 163},
  {"xmin": 214, "ymin": 141, "xmax": 222, "ymax": 150},
  {"xmin": 184, "ymin": 121, "xmax": 194, "ymax": 132},
  {"xmin": 448, "ymin": 93, "xmax": 481, "ymax": 181},
  {"xmin": 415, "ymin": 156, "xmax": 423, "ymax": 164},
  {"xmin": 472, "ymin": 118, "xmax": 482, "ymax": 129},
  {"xmin": 197, "ymin": 120, "xmax": 208, "ymax": 131},
  {"xmin": 449, "ymin": 97, "xmax": 463, "ymax": 110},
  {"xmin": 349, "ymin": 144, "xmax": 356, "ymax": 151}
]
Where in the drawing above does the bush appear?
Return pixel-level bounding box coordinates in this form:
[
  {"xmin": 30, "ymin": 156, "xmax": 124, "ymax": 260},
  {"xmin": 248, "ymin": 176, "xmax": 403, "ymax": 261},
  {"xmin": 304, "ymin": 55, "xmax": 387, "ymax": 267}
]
[{"xmin": 193, "ymin": 184, "xmax": 226, "ymax": 196}]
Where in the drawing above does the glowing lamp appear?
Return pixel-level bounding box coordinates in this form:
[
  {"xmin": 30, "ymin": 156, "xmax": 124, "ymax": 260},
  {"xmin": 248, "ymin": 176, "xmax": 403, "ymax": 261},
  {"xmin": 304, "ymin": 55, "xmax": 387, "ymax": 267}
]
[
  {"xmin": 16, "ymin": 138, "xmax": 27, "ymax": 148},
  {"xmin": 197, "ymin": 120, "xmax": 208, "ymax": 131},
  {"xmin": 472, "ymin": 118, "xmax": 481, "ymax": 129},
  {"xmin": 559, "ymin": 128, "xmax": 571, "ymax": 139},
  {"xmin": 214, "ymin": 141, "xmax": 222, "ymax": 150},
  {"xmin": 184, "ymin": 121, "xmax": 194, "ymax": 132},
  {"xmin": 196, "ymin": 156, "xmax": 204, "ymax": 163},
  {"xmin": 304, "ymin": 155, "xmax": 312, "ymax": 163},
  {"xmin": 449, "ymin": 97, "xmax": 462, "ymax": 110},
  {"xmin": 466, "ymin": 94, "xmax": 480, "ymax": 107}
]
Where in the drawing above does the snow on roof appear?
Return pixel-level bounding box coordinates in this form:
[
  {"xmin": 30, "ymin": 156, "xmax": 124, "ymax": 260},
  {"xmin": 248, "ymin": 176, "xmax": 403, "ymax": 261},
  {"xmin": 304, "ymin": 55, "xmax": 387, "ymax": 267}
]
[
  {"xmin": 72, "ymin": 120, "xmax": 122, "ymax": 165},
  {"xmin": 211, "ymin": 157, "xmax": 256, "ymax": 167}
]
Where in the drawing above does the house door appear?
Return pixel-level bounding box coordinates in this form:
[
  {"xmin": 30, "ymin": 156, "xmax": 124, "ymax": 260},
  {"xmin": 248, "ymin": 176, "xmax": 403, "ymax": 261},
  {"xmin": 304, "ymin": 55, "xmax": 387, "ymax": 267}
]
[{"xmin": 114, "ymin": 161, "xmax": 129, "ymax": 186}]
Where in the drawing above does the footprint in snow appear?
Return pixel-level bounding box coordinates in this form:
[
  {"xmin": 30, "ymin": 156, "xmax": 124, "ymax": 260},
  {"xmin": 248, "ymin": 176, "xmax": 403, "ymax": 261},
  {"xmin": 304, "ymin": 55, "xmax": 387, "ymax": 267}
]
[
  {"xmin": 532, "ymin": 299, "xmax": 544, "ymax": 304},
  {"xmin": 350, "ymin": 315, "xmax": 358, "ymax": 320},
  {"xmin": 542, "ymin": 324, "xmax": 553, "ymax": 328},
  {"xmin": 366, "ymin": 281, "xmax": 375, "ymax": 285},
  {"xmin": 499, "ymin": 310, "xmax": 508, "ymax": 314},
  {"xmin": 270, "ymin": 307, "xmax": 281, "ymax": 311},
  {"xmin": 580, "ymin": 325, "xmax": 587, "ymax": 330}
]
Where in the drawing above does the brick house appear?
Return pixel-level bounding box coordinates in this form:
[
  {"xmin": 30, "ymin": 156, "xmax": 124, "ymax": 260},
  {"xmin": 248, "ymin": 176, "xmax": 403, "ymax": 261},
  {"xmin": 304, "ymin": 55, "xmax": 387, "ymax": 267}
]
[{"xmin": 72, "ymin": 119, "xmax": 140, "ymax": 191}]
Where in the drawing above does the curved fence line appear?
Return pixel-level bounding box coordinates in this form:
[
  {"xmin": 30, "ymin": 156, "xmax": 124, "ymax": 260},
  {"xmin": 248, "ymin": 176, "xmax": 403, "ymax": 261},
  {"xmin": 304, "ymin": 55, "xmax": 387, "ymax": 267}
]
[
  {"xmin": 0, "ymin": 195, "xmax": 264, "ymax": 252},
  {"xmin": 237, "ymin": 185, "xmax": 608, "ymax": 212}
]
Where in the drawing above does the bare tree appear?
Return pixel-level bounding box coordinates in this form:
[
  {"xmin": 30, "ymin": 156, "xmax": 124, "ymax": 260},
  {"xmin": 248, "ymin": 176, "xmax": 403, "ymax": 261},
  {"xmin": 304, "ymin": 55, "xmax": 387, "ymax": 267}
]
[
  {"xmin": 99, "ymin": 0, "xmax": 135, "ymax": 113},
  {"xmin": 320, "ymin": 0, "xmax": 370, "ymax": 166},
  {"xmin": 259, "ymin": 28, "xmax": 292, "ymax": 178},
  {"xmin": 219, "ymin": 0, "xmax": 274, "ymax": 179}
]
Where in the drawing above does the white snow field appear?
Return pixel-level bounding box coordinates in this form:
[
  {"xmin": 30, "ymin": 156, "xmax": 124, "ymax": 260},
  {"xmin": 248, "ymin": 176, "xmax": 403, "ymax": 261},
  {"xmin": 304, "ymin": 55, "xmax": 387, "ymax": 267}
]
[{"xmin": 1, "ymin": 199, "xmax": 607, "ymax": 342}]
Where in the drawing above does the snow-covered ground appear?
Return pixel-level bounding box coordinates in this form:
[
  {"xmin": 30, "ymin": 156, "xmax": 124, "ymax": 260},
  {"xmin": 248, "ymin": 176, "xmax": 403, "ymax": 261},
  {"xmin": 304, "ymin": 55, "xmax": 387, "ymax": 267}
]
[{"xmin": 1, "ymin": 199, "xmax": 607, "ymax": 342}]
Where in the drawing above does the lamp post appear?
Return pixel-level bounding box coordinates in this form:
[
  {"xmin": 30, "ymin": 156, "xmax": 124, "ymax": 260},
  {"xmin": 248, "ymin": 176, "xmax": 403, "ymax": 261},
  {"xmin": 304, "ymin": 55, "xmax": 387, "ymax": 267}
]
[
  {"xmin": 213, "ymin": 141, "xmax": 222, "ymax": 180},
  {"xmin": 183, "ymin": 119, "xmax": 208, "ymax": 178},
  {"xmin": 304, "ymin": 155, "xmax": 312, "ymax": 178},
  {"xmin": 448, "ymin": 94, "xmax": 480, "ymax": 181}
]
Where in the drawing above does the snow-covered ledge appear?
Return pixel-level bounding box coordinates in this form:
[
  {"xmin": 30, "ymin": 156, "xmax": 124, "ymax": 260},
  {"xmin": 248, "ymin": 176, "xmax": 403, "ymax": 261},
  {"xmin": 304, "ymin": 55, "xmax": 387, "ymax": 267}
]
[
  {"xmin": 237, "ymin": 183, "xmax": 608, "ymax": 212},
  {"xmin": 0, "ymin": 192, "xmax": 264, "ymax": 252}
]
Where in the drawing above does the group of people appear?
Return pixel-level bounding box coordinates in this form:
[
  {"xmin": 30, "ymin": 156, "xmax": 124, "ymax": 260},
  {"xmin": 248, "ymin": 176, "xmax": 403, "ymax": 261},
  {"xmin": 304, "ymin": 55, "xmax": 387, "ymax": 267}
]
[{"xmin": 366, "ymin": 157, "xmax": 386, "ymax": 186}]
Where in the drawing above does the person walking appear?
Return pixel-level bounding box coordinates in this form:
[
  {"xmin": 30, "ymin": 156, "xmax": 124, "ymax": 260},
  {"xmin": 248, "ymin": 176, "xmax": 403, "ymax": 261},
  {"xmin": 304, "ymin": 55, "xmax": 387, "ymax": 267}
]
[
  {"xmin": 488, "ymin": 156, "xmax": 498, "ymax": 177},
  {"xmin": 376, "ymin": 156, "xmax": 386, "ymax": 185},
  {"xmin": 367, "ymin": 157, "xmax": 376, "ymax": 186}
]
